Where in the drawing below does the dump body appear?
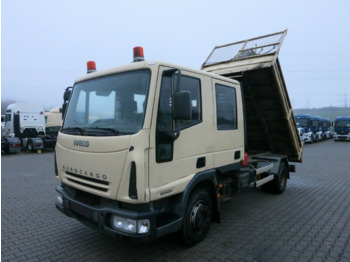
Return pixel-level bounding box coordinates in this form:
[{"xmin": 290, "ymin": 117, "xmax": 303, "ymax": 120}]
[{"xmin": 201, "ymin": 30, "xmax": 302, "ymax": 162}]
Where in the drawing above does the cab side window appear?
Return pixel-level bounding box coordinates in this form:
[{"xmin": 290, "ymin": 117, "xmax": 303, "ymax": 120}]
[
  {"xmin": 157, "ymin": 74, "xmax": 202, "ymax": 132},
  {"xmin": 215, "ymin": 84, "xmax": 237, "ymax": 130},
  {"xmin": 6, "ymin": 114, "xmax": 11, "ymax": 122},
  {"xmin": 178, "ymin": 75, "xmax": 202, "ymax": 128}
]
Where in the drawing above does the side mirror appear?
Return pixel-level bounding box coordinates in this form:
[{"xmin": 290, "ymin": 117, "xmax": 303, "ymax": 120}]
[
  {"xmin": 174, "ymin": 91, "xmax": 192, "ymax": 120},
  {"xmin": 62, "ymin": 102, "xmax": 68, "ymax": 120},
  {"xmin": 63, "ymin": 86, "xmax": 73, "ymax": 101},
  {"xmin": 62, "ymin": 86, "xmax": 73, "ymax": 120}
]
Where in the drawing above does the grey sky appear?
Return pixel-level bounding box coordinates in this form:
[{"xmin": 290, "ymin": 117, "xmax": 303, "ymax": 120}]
[{"xmin": 2, "ymin": 0, "xmax": 350, "ymax": 110}]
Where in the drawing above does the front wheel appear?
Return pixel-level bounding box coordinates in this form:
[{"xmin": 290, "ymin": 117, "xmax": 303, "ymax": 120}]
[{"xmin": 182, "ymin": 188, "xmax": 213, "ymax": 246}]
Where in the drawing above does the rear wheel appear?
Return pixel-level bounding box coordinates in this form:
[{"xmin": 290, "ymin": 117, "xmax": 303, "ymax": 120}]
[
  {"xmin": 182, "ymin": 188, "xmax": 213, "ymax": 246},
  {"xmin": 27, "ymin": 140, "xmax": 34, "ymax": 152},
  {"xmin": 261, "ymin": 161, "xmax": 288, "ymax": 194},
  {"xmin": 272, "ymin": 161, "xmax": 288, "ymax": 194}
]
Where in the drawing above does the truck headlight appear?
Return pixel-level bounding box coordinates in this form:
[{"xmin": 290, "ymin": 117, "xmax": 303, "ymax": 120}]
[{"xmin": 112, "ymin": 215, "xmax": 150, "ymax": 234}]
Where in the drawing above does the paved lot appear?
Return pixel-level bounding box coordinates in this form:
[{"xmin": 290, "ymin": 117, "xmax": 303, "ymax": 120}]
[{"xmin": 2, "ymin": 140, "xmax": 350, "ymax": 262}]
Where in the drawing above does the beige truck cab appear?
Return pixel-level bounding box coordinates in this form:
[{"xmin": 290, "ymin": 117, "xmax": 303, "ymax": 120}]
[{"xmin": 55, "ymin": 31, "xmax": 302, "ymax": 245}]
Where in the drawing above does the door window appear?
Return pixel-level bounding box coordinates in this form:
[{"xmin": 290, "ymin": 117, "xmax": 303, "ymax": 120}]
[{"xmin": 215, "ymin": 84, "xmax": 237, "ymax": 130}]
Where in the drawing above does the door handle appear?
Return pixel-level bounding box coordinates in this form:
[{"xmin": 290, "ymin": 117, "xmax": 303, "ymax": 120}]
[
  {"xmin": 196, "ymin": 157, "xmax": 206, "ymax": 168},
  {"xmin": 234, "ymin": 151, "xmax": 241, "ymax": 160}
]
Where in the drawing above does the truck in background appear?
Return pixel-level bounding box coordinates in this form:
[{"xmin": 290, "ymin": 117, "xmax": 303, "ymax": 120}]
[
  {"xmin": 4, "ymin": 103, "xmax": 57, "ymax": 152},
  {"xmin": 294, "ymin": 114, "xmax": 317, "ymax": 143},
  {"xmin": 310, "ymin": 116, "xmax": 323, "ymax": 141},
  {"xmin": 55, "ymin": 30, "xmax": 302, "ymax": 245},
  {"xmin": 1, "ymin": 114, "xmax": 21, "ymax": 154},
  {"xmin": 333, "ymin": 116, "xmax": 350, "ymax": 141},
  {"xmin": 297, "ymin": 127, "xmax": 306, "ymax": 144},
  {"xmin": 45, "ymin": 108, "xmax": 63, "ymax": 138},
  {"xmin": 321, "ymin": 118, "xmax": 332, "ymax": 140}
]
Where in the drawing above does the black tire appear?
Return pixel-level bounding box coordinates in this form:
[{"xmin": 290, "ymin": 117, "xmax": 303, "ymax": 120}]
[
  {"xmin": 272, "ymin": 161, "xmax": 288, "ymax": 194},
  {"xmin": 261, "ymin": 161, "xmax": 288, "ymax": 194},
  {"xmin": 182, "ymin": 188, "xmax": 213, "ymax": 246},
  {"xmin": 27, "ymin": 140, "xmax": 34, "ymax": 152}
]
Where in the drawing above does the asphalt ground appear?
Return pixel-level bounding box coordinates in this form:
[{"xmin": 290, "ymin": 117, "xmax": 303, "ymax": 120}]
[{"xmin": 1, "ymin": 140, "xmax": 350, "ymax": 262}]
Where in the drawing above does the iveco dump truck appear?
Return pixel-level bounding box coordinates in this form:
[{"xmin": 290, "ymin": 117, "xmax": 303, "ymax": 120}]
[{"xmin": 55, "ymin": 30, "xmax": 302, "ymax": 245}]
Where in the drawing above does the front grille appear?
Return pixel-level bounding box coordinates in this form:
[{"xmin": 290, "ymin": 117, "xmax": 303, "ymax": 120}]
[{"xmin": 65, "ymin": 171, "xmax": 109, "ymax": 192}]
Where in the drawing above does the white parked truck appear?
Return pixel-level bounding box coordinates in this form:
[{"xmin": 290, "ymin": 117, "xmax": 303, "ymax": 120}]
[
  {"xmin": 4, "ymin": 103, "xmax": 57, "ymax": 152},
  {"xmin": 55, "ymin": 30, "xmax": 303, "ymax": 245},
  {"xmin": 45, "ymin": 108, "xmax": 63, "ymax": 138},
  {"xmin": 1, "ymin": 114, "xmax": 21, "ymax": 154}
]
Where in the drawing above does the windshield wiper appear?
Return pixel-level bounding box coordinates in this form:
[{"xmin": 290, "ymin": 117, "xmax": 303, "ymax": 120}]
[
  {"xmin": 61, "ymin": 126, "xmax": 121, "ymax": 136},
  {"xmin": 92, "ymin": 127, "xmax": 119, "ymax": 135},
  {"xmin": 61, "ymin": 127, "xmax": 86, "ymax": 135}
]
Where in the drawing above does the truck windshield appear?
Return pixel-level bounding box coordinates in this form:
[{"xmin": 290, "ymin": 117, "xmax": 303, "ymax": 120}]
[
  {"xmin": 335, "ymin": 120, "xmax": 350, "ymax": 127},
  {"xmin": 62, "ymin": 69, "xmax": 151, "ymax": 136},
  {"xmin": 296, "ymin": 119, "xmax": 308, "ymax": 127},
  {"xmin": 312, "ymin": 120, "xmax": 319, "ymax": 127}
]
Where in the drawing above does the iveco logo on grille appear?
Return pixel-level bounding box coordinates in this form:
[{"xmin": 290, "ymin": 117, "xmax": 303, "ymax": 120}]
[{"xmin": 74, "ymin": 140, "xmax": 89, "ymax": 147}]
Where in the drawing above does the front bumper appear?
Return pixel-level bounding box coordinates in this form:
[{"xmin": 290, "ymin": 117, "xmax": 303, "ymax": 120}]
[
  {"xmin": 304, "ymin": 137, "xmax": 312, "ymax": 143},
  {"xmin": 303, "ymin": 133, "xmax": 313, "ymax": 143},
  {"xmin": 334, "ymin": 135, "xmax": 350, "ymax": 141},
  {"xmin": 55, "ymin": 185, "xmax": 183, "ymax": 240}
]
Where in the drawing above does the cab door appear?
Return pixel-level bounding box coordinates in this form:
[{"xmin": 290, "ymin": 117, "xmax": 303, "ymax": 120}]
[
  {"xmin": 148, "ymin": 66, "xmax": 213, "ymax": 201},
  {"xmin": 211, "ymin": 78, "xmax": 245, "ymax": 169}
]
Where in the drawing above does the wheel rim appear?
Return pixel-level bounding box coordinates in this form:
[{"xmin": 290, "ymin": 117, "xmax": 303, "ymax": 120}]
[{"xmin": 190, "ymin": 200, "xmax": 210, "ymax": 232}]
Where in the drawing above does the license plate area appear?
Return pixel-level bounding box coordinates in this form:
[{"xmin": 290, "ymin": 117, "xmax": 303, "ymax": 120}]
[{"xmin": 70, "ymin": 201, "xmax": 93, "ymax": 220}]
